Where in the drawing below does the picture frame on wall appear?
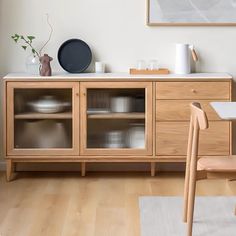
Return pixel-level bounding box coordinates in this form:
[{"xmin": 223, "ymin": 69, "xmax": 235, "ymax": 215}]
[{"xmin": 147, "ymin": 0, "xmax": 236, "ymax": 26}]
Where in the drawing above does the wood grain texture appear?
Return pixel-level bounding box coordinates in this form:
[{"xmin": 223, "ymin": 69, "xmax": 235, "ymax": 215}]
[
  {"xmin": 6, "ymin": 159, "xmax": 14, "ymax": 181},
  {"xmin": 14, "ymin": 112, "xmax": 72, "ymax": 120},
  {"xmin": 129, "ymin": 68, "xmax": 169, "ymax": 75},
  {"xmin": 156, "ymin": 122, "xmax": 230, "ymax": 156},
  {"xmin": 6, "ymin": 82, "xmax": 80, "ymax": 156},
  {"xmin": 81, "ymin": 162, "xmax": 86, "ymax": 177},
  {"xmin": 3, "ymin": 81, "xmax": 7, "ymax": 158},
  {"xmin": 151, "ymin": 162, "xmax": 156, "ymax": 177},
  {"xmin": 3, "ymin": 78, "xmax": 232, "ymax": 176},
  {"xmin": 156, "ymin": 100, "xmax": 224, "ymax": 121},
  {"xmin": 0, "ymin": 172, "xmax": 236, "ymax": 236},
  {"xmin": 198, "ymin": 156, "xmax": 236, "ymax": 172},
  {"xmin": 183, "ymin": 102, "xmax": 236, "ymax": 236},
  {"xmin": 87, "ymin": 112, "xmax": 145, "ymax": 120},
  {"xmin": 156, "ymin": 82, "xmax": 230, "ymax": 100},
  {"xmin": 6, "ymin": 156, "xmax": 159, "ymax": 162}
]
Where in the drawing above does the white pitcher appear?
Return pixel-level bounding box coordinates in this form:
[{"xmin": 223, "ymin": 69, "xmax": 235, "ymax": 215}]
[{"xmin": 175, "ymin": 44, "xmax": 198, "ymax": 75}]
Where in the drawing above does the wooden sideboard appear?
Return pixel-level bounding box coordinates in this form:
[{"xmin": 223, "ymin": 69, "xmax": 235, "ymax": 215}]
[{"xmin": 3, "ymin": 73, "xmax": 232, "ymax": 180}]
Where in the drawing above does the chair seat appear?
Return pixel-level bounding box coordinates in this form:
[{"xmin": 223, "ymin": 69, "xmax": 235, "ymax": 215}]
[{"xmin": 197, "ymin": 156, "xmax": 236, "ymax": 172}]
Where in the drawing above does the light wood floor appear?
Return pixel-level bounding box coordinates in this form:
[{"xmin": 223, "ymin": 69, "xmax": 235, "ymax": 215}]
[{"xmin": 0, "ymin": 171, "xmax": 236, "ymax": 236}]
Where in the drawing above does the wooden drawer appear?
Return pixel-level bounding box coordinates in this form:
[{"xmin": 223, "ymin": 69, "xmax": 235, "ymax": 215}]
[
  {"xmin": 156, "ymin": 100, "xmax": 222, "ymax": 121},
  {"xmin": 156, "ymin": 122, "xmax": 230, "ymax": 156},
  {"xmin": 156, "ymin": 82, "xmax": 230, "ymax": 100}
]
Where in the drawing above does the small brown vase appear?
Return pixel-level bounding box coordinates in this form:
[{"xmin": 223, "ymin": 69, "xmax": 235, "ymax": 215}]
[{"xmin": 39, "ymin": 54, "xmax": 53, "ymax": 76}]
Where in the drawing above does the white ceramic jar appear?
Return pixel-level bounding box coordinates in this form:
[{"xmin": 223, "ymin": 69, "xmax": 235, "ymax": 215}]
[
  {"xmin": 105, "ymin": 131, "xmax": 125, "ymax": 148},
  {"xmin": 111, "ymin": 96, "xmax": 132, "ymax": 113},
  {"xmin": 127, "ymin": 124, "xmax": 145, "ymax": 149},
  {"xmin": 175, "ymin": 43, "xmax": 191, "ymax": 75}
]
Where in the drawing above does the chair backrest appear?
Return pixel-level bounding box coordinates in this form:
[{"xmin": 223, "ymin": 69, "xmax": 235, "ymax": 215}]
[
  {"xmin": 190, "ymin": 102, "xmax": 209, "ymax": 131},
  {"xmin": 186, "ymin": 102, "xmax": 209, "ymax": 171}
]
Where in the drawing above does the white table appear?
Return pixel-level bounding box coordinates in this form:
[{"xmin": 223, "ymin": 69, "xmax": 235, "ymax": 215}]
[
  {"xmin": 211, "ymin": 102, "xmax": 236, "ymax": 120},
  {"xmin": 211, "ymin": 102, "xmax": 236, "ymax": 181}
]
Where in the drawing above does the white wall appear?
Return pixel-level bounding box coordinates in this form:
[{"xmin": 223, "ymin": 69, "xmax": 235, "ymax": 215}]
[
  {"xmin": 1, "ymin": 0, "xmax": 236, "ymax": 75},
  {"xmin": 0, "ymin": 0, "xmax": 236, "ymax": 160}
]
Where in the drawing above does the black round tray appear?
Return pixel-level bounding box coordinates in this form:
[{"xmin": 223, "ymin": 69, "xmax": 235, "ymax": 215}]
[{"xmin": 58, "ymin": 39, "xmax": 92, "ymax": 73}]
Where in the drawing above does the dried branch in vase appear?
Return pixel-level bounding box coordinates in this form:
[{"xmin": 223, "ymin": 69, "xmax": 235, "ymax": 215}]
[{"xmin": 11, "ymin": 14, "xmax": 54, "ymax": 76}]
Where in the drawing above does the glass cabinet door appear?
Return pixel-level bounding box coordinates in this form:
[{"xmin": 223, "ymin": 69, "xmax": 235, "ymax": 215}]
[
  {"xmin": 80, "ymin": 82, "xmax": 153, "ymax": 156},
  {"xmin": 6, "ymin": 82, "xmax": 79, "ymax": 156}
]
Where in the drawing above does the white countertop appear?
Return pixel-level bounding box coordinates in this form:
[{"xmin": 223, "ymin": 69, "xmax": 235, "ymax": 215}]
[
  {"xmin": 3, "ymin": 72, "xmax": 233, "ymax": 80},
  {"xmin": 211, "ymin": 102, "xmax": 236, "ymax": 120}
]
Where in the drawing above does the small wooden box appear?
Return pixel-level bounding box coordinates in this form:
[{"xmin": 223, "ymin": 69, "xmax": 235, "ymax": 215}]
[{"xmin": 129, "ymin": 68, "xmax": 170, "ymax": 75}]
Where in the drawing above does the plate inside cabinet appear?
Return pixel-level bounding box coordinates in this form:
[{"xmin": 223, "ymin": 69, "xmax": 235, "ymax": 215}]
[{"xmin": 58, "ymin": 39, "xmax": 92, "ymax": 73}]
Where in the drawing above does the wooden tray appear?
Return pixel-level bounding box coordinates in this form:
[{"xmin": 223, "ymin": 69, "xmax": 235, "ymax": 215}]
[{"xmin": 130, "ymin": 68, "xmax": 170, "ymax": 75}]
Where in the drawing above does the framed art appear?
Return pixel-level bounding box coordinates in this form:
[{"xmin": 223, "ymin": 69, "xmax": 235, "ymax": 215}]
[{"xmin": 147, "ymin": 0, "xmax": 236, "ymax": 26}]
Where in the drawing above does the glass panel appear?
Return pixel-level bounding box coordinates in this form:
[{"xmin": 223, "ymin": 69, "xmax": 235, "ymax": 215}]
[
  {"xmin": 87, "ymin": 88, "xmax": 146, "ymax": 149},
  {"xmin": 14, "ymin": 89, "xmax": 72, "ymax": 115},
  {"xmin": 14, "ymin": 120, "xmax": 72, "ymax": 149},
  {"xmin": 13, "ymin": 88, "xmax": 73, "ymax": 149}
]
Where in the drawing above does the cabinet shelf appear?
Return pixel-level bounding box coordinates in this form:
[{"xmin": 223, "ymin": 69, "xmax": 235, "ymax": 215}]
[
  {"xmin": 87, "ymin": 112, "xmax": 145, "ymax": 120},
  {"xmin": 14, "ymin": 112, "xmax": 72, "ymax": 120}
]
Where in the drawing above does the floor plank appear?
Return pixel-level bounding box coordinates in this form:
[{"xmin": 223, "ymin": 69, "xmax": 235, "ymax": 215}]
[{"xmin": 0, "ymin": 171, "xmax": 235, "ymax": 236}]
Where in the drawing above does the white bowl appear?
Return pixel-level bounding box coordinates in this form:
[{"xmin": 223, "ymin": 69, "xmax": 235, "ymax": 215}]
[{"xmin": 28, "ymin": 95, "xmax": 71, "ymax": 114}]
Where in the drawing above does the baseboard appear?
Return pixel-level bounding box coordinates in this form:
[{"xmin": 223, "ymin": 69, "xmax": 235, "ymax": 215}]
[
  {"xmin": 16, "ymin": 162, "xmax": 185, "ymax": 172},
  {"xmin": 0, "ymin": 161, "xmax": 6, "ymax": 171},
  {"xmin": 0, "ymin": 161, "xmax": 185, "ymax": 172}
]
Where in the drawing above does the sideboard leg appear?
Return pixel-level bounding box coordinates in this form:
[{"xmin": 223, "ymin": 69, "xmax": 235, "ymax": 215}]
[
  {"xmin": 81, "ymin": 162, "xmax": 86, "ymax": 177},
  {"xmin": 151, "ymin": 162, "xmax": 156, "ymax": 177},
  {"xmin": 6, "ymin": 159, "xmax": 14, "ymax": 182}
]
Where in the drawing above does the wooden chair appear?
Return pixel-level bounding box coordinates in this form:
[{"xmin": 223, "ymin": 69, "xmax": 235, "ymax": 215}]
[{"xmin": 183, "ymin": 102, "xmax": 236, "ymax": 236}]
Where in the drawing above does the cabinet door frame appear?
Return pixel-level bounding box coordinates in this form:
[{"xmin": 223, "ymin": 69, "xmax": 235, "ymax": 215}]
[
  {"xmin": 80, "ymin": 82, "xmax": 153, "ymax": 156},
  {"xmin": 6, "ymin": 81, "xmax": 80, "ymax": 156}
]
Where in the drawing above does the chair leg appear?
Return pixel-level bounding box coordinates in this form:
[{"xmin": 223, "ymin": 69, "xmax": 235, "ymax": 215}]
[
  {"xmin": 187, "ymin": 162, "xmax": 197, "ymax": 236},
  {"xmin": 183, "ymin": 121, "xmax": 193, "ymax": 223},
  {"xmin": 234, "ymin": 206, "xmax": 236, "ymax": 216},
  {"xmin": 183, "ymin": 159, "xmax": 191, "ymax": 222}
]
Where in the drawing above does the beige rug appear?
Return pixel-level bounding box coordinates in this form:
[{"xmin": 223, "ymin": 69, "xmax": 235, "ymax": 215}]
[{"xmin": 139, "ymin": 196, "xmax": 236, "ymax": 236}]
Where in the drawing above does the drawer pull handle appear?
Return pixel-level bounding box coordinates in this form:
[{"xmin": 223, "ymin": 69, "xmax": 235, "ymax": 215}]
[{"xmin": 191, "ymin": 89, "xmax": 197, "ymax": 93}]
